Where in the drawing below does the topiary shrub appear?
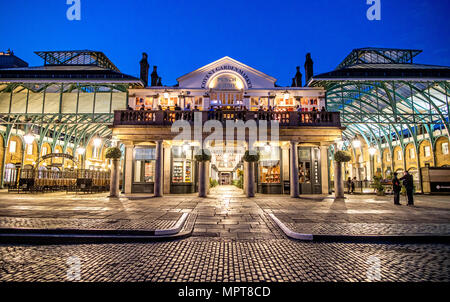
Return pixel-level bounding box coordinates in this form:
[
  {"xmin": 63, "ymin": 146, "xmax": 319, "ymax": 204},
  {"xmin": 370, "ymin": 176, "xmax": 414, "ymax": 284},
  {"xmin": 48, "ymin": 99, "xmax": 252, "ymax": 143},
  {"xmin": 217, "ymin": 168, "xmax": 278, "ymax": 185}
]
[
  {"xmin": 334, "ymin": 150, "xmax": 352, "ymax": 163},
  {"xmin": 371, "ymin": 175, "xmax": 385, "ymax": 195},
  {"xmin": 194, "ymin": 149, "xmax": 211, "ymax": 162},
  {"xmin": 210, "ymin": 178, "xmax": 219, "ymax": 188},
  {"xmin": 105, "ymin": 147, "xmax": 122, "ymax": 159},
  {"xmin": 243, "ymin": 150, "xmax": 260, "ymax": 162}
]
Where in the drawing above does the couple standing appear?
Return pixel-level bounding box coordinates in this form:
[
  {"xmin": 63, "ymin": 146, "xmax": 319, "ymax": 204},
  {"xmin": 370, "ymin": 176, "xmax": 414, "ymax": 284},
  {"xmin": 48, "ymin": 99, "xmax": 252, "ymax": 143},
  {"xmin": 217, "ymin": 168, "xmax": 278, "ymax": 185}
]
[{"xmin": 392, "ymin": 171, "xmax": 414, "ymax": 206}]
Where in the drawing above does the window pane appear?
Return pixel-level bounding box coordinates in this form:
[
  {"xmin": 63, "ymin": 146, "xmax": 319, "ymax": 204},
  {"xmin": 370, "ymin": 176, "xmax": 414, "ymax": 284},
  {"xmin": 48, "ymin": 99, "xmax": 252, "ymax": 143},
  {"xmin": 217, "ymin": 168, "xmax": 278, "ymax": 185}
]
[
  {"xmin": 144, "ymin": 161, "xmax": 155, "ymax": 182},
  {"xmin": 135, "ymin": 147, "xmax": 156, "ymax": 160},
  {"xmin": 134, "ymin": 160, "xmax": 142, "ymax": 182}
]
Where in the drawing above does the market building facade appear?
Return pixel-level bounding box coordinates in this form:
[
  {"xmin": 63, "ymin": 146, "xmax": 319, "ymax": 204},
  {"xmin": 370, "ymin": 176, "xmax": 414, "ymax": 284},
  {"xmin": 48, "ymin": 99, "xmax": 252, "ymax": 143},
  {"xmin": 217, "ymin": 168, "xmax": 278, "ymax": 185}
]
[{"xmin": 0, "ymin": 47, "xmax": 449, "ymax": 196}]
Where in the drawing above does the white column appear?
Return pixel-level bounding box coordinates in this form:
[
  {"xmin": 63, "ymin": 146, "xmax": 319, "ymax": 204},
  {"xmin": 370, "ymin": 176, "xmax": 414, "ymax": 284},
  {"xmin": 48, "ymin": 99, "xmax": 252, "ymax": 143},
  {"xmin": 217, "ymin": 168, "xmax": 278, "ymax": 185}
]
[
  {"xmin": 163, "ymin": 143, "xmax": 171, "ymax": 194},
  {"xmin": 320, "ymin": 145, "xmax": 329, "ymax": 194},
  {"xmin": 290, "ymin": 141, "xmax": 299, "ymax": 198},
  {"xmin": 154, "ymin": 140, "xmax": 163, "ymax": 197},
  {"xmin": 124, "ymin": 144, "xmax": 133, "ymax": 194}
]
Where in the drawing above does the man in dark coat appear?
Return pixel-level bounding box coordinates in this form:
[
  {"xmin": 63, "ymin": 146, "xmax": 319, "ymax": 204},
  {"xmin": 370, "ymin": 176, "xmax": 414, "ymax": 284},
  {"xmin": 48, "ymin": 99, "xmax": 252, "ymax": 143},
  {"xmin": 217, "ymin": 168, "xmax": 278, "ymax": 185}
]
[
  {"xmin": 400, "ymin": 171, "xmax": 414, "ymax": 206},
  {"xmin": 392, "ymin": 172, "xmax": 402, "ymax": 205}
]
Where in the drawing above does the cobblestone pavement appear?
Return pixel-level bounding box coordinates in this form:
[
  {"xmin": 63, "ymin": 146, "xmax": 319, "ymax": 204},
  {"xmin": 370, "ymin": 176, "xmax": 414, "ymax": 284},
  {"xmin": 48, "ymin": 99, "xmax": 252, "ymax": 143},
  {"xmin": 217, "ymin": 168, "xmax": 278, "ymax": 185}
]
[
  {"xmin": 0, "ymin": 186, "xmax": 449, "ymax": 237},
  {"xmin": 281, "ymin": 222, "xmax": 450, "ymax": 236},
  {"xmin": 0, "ymin": 239, "xmax": 448, "ymax": 282}
]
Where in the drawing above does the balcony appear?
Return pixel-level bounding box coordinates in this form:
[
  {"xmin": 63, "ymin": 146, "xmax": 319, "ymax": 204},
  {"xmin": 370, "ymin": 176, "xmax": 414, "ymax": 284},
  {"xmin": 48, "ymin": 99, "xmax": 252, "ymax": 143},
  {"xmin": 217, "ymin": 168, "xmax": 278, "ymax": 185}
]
[{"xmin": 113, "ymin": 110, "xmax": 341, "ymax": 127}]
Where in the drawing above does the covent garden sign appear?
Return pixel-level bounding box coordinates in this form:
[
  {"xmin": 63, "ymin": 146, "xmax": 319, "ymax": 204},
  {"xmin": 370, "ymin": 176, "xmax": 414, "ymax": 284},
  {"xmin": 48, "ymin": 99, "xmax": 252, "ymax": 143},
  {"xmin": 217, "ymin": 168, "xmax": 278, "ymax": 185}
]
[{"xmin": 201, "ymin": 65, "xmax": 253, "ymax": 89}]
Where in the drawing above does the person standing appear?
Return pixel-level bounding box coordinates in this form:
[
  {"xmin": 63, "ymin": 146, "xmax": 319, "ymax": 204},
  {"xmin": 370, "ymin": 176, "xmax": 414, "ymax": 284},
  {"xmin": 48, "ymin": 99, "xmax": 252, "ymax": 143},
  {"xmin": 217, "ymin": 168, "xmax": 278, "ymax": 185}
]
[
  {"xmin": 400, "ymin": 171, "xmax": 414, "ymax": 206},
  {"xmin": 392, "ymin": 172, "xmax": 402, "ymax": 205},
  {"xmin": 351, "ymin": 177, "xmax": 356, "ymax": 194},
  {"xmin": 347, "ymin": 177, "xmax": 352, "ymax": 194}
]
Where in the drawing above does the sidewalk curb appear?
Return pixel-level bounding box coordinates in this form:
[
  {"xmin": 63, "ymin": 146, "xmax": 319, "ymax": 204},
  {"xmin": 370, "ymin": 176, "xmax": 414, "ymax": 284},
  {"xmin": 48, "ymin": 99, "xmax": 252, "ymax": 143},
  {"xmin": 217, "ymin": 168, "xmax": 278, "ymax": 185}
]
[
  {"xmin": 0, "ymin": 213, "xmax": 196, "ymax": 244},
  {"xmin": 268, "ymin": 214, "xmax": 450, "ymax": 244}
]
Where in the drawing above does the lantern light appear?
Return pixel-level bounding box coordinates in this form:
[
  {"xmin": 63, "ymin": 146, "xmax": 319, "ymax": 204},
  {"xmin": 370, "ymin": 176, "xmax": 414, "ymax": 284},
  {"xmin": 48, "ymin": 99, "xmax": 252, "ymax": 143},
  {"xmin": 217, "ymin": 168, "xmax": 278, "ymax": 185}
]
[
  {"xmin": 93, "ymin": 137, "xmax": 102, "ymax": 148},
  {"xmin": 163, "ymin": 92, "xmax": 169, "ymax": 99},
  {"xmin": 24, "ymin": 132, "xmax": 35, "ymax": 145},
  {"xmin": 352, "ymin": 136, "xmax": 361, "ymax": 148},
  {"xmin": 76, "ymin": 147, "xmax": 85, "ymax": 155},
  {"xmin": 368, "ymin": 146, "xmax": 377, "ymax": 156},
  {"xmin": 264, "ymin": 143, "xmax": 271, "ymax": 153},
  {"xmin": 283, "ymin": 91, "xmax": 290, "ymax": 100}
]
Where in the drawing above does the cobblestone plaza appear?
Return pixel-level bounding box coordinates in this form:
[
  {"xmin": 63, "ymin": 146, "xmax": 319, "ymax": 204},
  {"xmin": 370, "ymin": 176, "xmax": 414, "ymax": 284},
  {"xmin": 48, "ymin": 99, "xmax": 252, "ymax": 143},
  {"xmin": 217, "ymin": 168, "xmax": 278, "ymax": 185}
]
[{"xmin": 0, "ymin": 186, "xmax": 449, "ymax": 282}]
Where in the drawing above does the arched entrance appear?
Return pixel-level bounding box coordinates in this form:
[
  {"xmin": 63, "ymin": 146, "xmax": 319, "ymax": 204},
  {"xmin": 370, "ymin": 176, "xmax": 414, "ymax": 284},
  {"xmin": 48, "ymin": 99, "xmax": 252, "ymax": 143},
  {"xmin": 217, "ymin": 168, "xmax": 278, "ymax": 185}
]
[{"xmin": 207, "ymin": 72, "xmax": 245, "ymax": 108}]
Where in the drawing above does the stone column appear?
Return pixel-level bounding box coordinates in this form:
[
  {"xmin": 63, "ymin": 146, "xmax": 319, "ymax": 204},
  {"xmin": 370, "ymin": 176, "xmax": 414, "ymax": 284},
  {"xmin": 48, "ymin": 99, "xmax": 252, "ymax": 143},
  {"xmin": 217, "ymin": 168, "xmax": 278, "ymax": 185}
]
[
  {"xmin": 320, "ymin": 145, "xmax": 329, "ymax": 194},
  {"xmin": 163, "ymin": 143, "xmax": 171, "ymax": 194},
  {"xmin": 290, "ymin": 141, "xmax": 299, "ymax": 198},
  {"xmin": 334, "ymin": 161, "xmax": 344, "ymax": 198},
  {"xmin": 198, "ymin": 160, "xmax": 209, "ymax": 197},
  {"xmin": 124, "ymin": 144, "xmax": 133, "ymax": 194},
  {"xmin": 154, "ymin": 140, "xmax": 163, "ymax": 197},
  {"xmin": 109, "ymin": 158, "xmax": 120, "ymax": 197},
  {"xmin": 0, "ymin": 146, "xmax": 7, "ymax": 188}
]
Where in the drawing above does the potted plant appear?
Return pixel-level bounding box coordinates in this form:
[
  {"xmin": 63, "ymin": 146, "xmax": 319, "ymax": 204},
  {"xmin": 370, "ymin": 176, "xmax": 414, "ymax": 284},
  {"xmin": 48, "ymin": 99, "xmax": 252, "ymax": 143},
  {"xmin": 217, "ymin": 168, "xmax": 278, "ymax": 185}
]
[
  {"xmin": 243, "ymin": 150, "xmax": 260, "ymax": 162},
  {"xmin": 105, "ymin": 147, "xmax": 122, "ymax": 160},
  {"xmin": 372, "ymin": 175, "xmax": 385, "ymax": 196},
  {"xmin": 105, "ymin": 147, "xmax": 122, "ymax": 197},
  {"xmin": 333, "ymin": 150, "xmax": 352, "ymax": 198},
  {"xmin": 194, "ymin": 149, "xmax": 211, "ymax": 162}
]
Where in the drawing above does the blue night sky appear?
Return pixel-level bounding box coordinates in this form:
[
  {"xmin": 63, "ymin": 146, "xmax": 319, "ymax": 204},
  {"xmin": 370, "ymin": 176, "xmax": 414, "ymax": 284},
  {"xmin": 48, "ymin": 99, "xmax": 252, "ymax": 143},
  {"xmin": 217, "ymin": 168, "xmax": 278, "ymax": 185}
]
[{"xmin": 1, "ymin": 0, "xmax": 449, "ymax": 86}]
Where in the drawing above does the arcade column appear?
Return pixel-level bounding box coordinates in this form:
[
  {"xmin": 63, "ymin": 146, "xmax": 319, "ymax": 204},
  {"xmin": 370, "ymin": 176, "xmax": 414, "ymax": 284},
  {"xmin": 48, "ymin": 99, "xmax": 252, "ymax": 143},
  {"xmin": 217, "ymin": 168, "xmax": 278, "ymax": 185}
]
[
  {"xmin": 320, "ymin": 144, "xmax": 330, "ymax": 194},
  {"xmin": 154, "ymin": 140, "xmax": 163, "ymax": 197},
  {"xmin": 289, "ymin": 141, "xmax": 299, "ymax": 198},
  {"xmin": 124, "ymin": 144, "xmax": 134, "ymax": 194}
]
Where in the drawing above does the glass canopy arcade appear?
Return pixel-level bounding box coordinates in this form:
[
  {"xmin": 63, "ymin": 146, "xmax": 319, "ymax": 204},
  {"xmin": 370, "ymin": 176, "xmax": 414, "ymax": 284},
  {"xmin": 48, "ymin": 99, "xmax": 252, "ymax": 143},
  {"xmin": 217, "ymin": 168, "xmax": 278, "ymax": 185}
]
[
  {"xmin": 0, "ymin": 50, "xmax": 142, "ymax": 187},
  {"xmin": 308, "ymin": 48, "xmax": 450, "ymax": 152}
]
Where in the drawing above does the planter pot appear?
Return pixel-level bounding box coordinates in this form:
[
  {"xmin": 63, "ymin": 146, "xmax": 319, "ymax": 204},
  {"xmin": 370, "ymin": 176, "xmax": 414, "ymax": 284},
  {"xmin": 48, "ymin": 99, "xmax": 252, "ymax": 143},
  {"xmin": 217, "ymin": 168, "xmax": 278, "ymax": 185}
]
[
  {"xmin": 334, "ymin": 161, "xmax": 344, "ymax": 198},
  {"xmin": 376, "ymin": 191, "xmax": 385, "ymax": 196},
  {"xmin": 109, "ymin": 158, "xmax": 120, "ymax": 197},
  {"xmin": 245, "ymin": 161, "xmax": 255, "ymax": 197},
  {"xmin": 198, "ymin": 161, "xmax": 209, "ymax": 198}
]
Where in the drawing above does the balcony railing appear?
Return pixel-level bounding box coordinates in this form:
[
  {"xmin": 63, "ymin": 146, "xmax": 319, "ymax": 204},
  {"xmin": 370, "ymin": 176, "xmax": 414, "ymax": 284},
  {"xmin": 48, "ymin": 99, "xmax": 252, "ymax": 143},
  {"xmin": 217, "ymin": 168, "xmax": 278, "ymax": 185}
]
[{"xmin": 113, "ymin": 110, "xmax": 341, "ymax": 127}]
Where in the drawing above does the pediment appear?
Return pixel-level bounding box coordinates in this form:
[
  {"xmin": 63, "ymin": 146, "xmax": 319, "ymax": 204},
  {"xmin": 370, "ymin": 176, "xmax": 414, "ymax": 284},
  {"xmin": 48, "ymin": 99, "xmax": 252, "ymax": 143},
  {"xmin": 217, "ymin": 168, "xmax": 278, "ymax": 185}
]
[{"xmin": 177, "ymin": 56, "xmax": 277, "ymax": 89}]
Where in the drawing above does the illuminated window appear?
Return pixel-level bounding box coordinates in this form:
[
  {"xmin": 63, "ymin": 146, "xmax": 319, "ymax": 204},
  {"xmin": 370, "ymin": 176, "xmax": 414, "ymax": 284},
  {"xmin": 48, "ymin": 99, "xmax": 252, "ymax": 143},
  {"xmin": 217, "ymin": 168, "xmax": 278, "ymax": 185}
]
[
  {"xmin": 442, "ymin": 143, "xmax": 449, "ymax": 155},
  {"xmin": 9, "ymin": 141, "xmax": 16, "ymax": 153},
  {"xmin": 397, "ymin": 150, "xmax": 402, "ymax": 161},
  {"xmin": 27, "ymin": 144, "xmax": 33, "ymax": 155},
  {"xmin": 258, "ymin": 146, "xmax": 280, "ymax": 184},
  {"xmin": 42, "ymin": 146, "xmax": 48, "ymax": 156},
  {"xmin": 93, "ymin": 146, "xmax": 100, "ymax": 159},
  {"xmin": 134, "ymin": 147, "xmax": 156, "ymax": 183},
  {"xmin": 409, "ymin": 148, "xmax": 415, "ymax": 159},
  {"xmin": 424, "ymin": 146, "xmax": 431, "ymax": 157}
]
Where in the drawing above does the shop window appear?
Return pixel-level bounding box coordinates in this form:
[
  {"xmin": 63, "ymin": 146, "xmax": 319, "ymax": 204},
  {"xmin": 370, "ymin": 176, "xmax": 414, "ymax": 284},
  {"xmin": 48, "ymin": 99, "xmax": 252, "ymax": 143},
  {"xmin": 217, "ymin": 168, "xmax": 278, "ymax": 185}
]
[
  {"xmin": 170, "ymin": 97, "xmax": 179, "ymax": 107},
  {"xmin": 9, "ymin": 141, "xmax": 16, "ymax": 153},
  {"xmin": 258, "ymin": 146, "xmax": 280, "ymax": 183},
  {"xmin": 424, "ymin": 146, "xmax": 431, "ymax": 157},
  {"xmin": 298, "ymin": 148, "xmax": 311, "ymax": 184},
  {"xmin": 250, "ymin": 97, "xmax": 259, "ymax": 106},
  {"xmin": 442, "ymin": 142, "xmax": 449, "ymax": 155},
  {"xmin": 194, "ymin": 96, "xmax": 203, "ymax": 107},
  {"xmin": 172, "ymin": 146, "xmax": 194, "ymax": 183},
  {"xmin": 134, "ymin": 147, "xmax": 156, "ymax": 183}
]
